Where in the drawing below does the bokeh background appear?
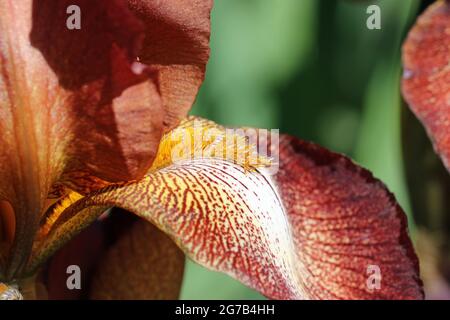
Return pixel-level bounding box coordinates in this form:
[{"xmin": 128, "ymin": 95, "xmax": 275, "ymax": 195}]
[{"xmin": 180, "ymin": 0, "xmax": 450, "ymax": 299}]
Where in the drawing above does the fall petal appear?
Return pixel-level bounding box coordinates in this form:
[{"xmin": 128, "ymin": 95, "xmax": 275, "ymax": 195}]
[
  {"xmin": 128, "ymin": 0, "xmax": 213, "ymax": 130},
  {"xmin": 47, "ymin": 119, "xmax": 423, "ymax": 300},
  {"xmin": 402, "ymin": 1, "xmax": 450, "ymax": 171},
  {"xmin": 273, "ymin": 136, "xmax": 423, "ymax": 299}
]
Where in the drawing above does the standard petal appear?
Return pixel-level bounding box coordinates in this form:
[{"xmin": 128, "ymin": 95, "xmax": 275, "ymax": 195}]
[
  {"xmin": 28, "ymin": 0, "xmax": 164, "ymax": 183},
  {"xmin": 402, "ymin": 1, "xmax": 450, "ymax": 171},
  {"xmin": 39, "ymin": 118, "xmax": 423, "ymax": 299},
  {"xmin": 0, "ymin": 0, "xmax": 163, "ymax": 277},
  {"xmin": 128, "ymin": 0, "xmax": 213, "ymax": 130},
  {"xmin": 1, "ymin": 0, "xmax": 213, "ymax": 276}
]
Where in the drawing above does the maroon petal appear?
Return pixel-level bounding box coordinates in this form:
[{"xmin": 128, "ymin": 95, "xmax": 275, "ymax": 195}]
[
  {"xmin": 128, "ymin": 0, "xmax": 213, "ymax": 130},
  {"xmin": 43, "ymin": 118, "xmax": 423, "ymax": 299},
  {"xmin": 402, "ymin": 1, "xmax": 450, "ymax": 172},
  {"xmin": 89, "ymin": 212, "xmax": 185, "ymax": 300},
  {"xmin": 273, "ymin": 136, "xmax": 423, "ymax": 299},
  {"xmin": 43, "ymin": 211, "xmax": 184, "ymax": 300},
  {"xmin": 29, "ymin": 0, "xmax": 164, "ymax": 182}
]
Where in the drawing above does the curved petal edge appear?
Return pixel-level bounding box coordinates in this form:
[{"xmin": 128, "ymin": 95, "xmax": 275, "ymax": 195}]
[{"xmin": 402, "ymin": 0, "xmax": 450, "ymax": 172}]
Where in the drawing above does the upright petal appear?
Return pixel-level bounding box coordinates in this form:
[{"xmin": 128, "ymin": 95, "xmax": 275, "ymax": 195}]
[
  {"xmin": 128, "ymin": 0, "xmax": 213, "ymax": 129},
  {"xmin": 402, "ymin": 1, "xmax": 450, "ymax": 171},
  {"xmin": 28, "ymin": 0, "xmax": 164, "ymax": 183},
  {"xmin": 33, "ymin": 118, "xmax": 423, "ymax": 299},
  {"xmin": 0, "ymin": 0, "xmax": 161, "ymax": 277}
]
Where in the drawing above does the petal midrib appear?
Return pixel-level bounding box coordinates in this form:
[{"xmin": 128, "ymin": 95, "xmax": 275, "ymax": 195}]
[{"xmin": 0, "ymin": 0, "xmax": 46, "ymax": 279}]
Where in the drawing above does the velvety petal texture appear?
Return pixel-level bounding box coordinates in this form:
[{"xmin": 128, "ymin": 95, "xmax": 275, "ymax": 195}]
[
  {"xmin": 402, "ymin": 0, "xmax": 450, "ymax": 171},
  {"xmin": 35, "ymin": 118, "xmax": 423, "ymax": 300},
  {"xmin": 273, "ymin": 136, "xmax": 422, "ymax": 299},
  {"xmin": 0, "ymin": 0, "xmax": 211, "ymax": 279}
]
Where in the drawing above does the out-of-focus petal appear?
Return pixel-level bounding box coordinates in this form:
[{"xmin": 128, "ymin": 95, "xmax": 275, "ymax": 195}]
[
  {"xmin": 43, "ymin": 221, "xmax": 106, "ymax": 300},
  {"xmin": 402, "ymin": 1, "xmax": 450, "ymax": 171},
  {"xmin": 42, "ymin": 118, "xmax": 423, "ymax": 299},
  {"xmin": 0, "ymin": 283, "xmax": 23, "ymax": 300},
  {"xmin": 89, "ymin": 213, "xmax": 184, "ymax": 300},
  {"xmin": 42, "ymin": 211, "xmax": 184, "ymax": 300}
]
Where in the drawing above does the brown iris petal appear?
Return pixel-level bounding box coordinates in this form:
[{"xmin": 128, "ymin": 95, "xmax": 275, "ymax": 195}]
[
  {"xmin": 43, "ymin": 221, "xmax": 107, "ymax": 300},
  {"xmin": 42, "ymin": 211, "xmax": 184, "ymax": 300},
  {"xmin": 0, "ymin": 0, "xmax": 212, "ymax": 277},
  {"xmin": 29, "ymin": 0, "xmax": 164, "ymax": 182},
  {"xmin": 1, "ymin": 0, "xmax": 159, "ymax": 277},
  {"xmin": 46, "ymin": 118, "xmax": 423, "ymax": 299},
  {"xmin": 273, "ymin": 136, "xmax": 423, "ymax": 299},
  {"xmin": 402, "ymin": 0, "xmax": 450, "ymax": 172},
  {"xmin": 1, "ymin": 0, "xmax": 71, "ymax": 278},
  {"xmin": 0, "ymin": 201, "xmax": 15, "ymax": 247},
  {"xmin": 89, "ymin": 212, "xmax": 185, "ymax": 300},
  {"xmin": 128, "ymin": 0, "xmax": 213, "ymax": 130}
]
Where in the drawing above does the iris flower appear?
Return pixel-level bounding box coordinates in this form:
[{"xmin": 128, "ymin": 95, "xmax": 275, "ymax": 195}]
[{"xmin": 2, "ymin": 0, "xmax": 446, "ymax": 300}]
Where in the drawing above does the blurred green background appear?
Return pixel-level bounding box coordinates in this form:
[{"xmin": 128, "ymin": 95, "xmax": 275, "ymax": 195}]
[{"xmin": 179, "ymin": 0, "xmax": 444, "ymax": 299}]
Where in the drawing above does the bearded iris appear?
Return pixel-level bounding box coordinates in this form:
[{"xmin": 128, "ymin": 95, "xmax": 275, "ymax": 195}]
[{"xmin": 1, "ymin": 0, "xmax": 444, "ymax": 300}]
